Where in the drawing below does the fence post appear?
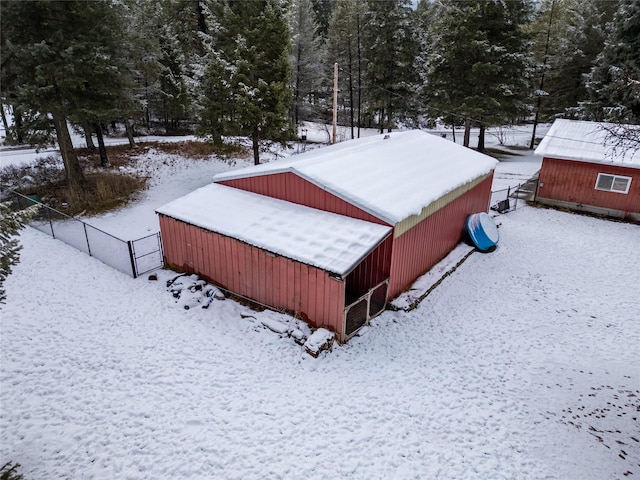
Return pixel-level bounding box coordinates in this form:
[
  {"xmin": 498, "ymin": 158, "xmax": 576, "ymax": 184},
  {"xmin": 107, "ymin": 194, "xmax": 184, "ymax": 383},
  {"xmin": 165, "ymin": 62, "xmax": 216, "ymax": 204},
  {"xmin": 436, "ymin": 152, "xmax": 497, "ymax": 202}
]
[
  {"xmin": 127, "ymin": 240, "xmax": 138, "ymax": 278},
  {"xmin": 47, "ymin": 207, "xmax": 55, "ymax": 239},
  {"xmin": 83, "ymin": 224, "xmax": 92, "ymax": 256},
  {"xmin": 157, "ymin": 232, "xmax": 163, "ymax": 261}
]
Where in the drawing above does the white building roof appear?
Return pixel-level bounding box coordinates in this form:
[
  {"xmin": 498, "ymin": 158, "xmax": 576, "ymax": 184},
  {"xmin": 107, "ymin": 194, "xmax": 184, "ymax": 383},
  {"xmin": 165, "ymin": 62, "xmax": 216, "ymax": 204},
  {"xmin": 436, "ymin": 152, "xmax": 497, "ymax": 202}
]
[
  {"xmin": 156, "ymin": 183, "xmax": 392, "ymax": 277},
  {"xmin": 213, "ymin": 130, "xmax": 498, "ymax": 225},
  {"xmin": 535, "ymin": 119, "xmax": 640, "ymax": 169}
]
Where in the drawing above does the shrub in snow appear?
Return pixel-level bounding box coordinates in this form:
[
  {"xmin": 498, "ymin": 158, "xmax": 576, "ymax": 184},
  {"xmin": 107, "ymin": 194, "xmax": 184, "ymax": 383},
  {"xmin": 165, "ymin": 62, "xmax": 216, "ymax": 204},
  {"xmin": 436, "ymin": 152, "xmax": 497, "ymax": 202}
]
[
  {"xmin": 0, "ymin": 155, "xmax": 65, "ymax": 197},
  {"xmin": 0, "ymin": 202, "xmax": 37, "ymax": 304},
  {"xmin": 0, "ymin": 461, "xmax": 24, "ymax": 480}
]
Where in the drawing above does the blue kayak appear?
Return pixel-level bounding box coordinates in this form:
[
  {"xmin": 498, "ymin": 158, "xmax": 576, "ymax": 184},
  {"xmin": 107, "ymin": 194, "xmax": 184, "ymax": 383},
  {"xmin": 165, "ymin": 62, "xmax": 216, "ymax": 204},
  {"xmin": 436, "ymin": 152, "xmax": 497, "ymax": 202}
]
[{"xmin": 465, "ymin": 212, "xmax": 499, "ymax": 252}]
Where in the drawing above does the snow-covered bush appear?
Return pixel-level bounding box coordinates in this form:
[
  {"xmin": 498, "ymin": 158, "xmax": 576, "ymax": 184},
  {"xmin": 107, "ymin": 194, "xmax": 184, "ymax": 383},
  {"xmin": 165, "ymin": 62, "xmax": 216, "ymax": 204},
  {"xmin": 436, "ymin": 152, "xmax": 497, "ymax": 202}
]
[
  {"xmin": 0, "ymin": 461, "xmax": 24, "ymax": 480},
  {"xmin": 0, "ymin": 202, "xmax": 37, "ymax": 304}
]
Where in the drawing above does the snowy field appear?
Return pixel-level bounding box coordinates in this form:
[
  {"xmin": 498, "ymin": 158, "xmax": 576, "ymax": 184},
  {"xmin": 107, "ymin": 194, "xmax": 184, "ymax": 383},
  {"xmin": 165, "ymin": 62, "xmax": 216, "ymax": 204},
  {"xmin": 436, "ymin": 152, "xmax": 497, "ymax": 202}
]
[{"xmin": 2, "ymin": 126, "xmax": 639, "ymax": 479}]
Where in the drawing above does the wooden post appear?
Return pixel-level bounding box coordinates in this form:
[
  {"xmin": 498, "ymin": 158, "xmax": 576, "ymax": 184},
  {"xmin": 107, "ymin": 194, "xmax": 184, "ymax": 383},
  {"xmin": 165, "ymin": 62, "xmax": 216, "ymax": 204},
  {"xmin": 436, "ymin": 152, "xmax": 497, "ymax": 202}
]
[{"xmin": 332, "ymin": 62, "xmax": 338, "ymax": 144}]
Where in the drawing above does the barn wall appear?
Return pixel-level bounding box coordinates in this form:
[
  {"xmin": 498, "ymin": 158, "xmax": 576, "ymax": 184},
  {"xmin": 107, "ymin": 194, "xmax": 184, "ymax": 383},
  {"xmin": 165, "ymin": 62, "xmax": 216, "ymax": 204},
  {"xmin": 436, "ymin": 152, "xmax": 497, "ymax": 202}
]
[
  {"xmin": 388, "ymin": 175, "xmax": 493, "ymax": 299},
  {"xmin": 158, "ymin": 214, "xmax": 346, "ymax": 334},
  {"xmin": 537, "ymin": 158, "xmax": 640, "ymax": 214},
  {"xmin": 218, "ymin": 172, "xmax": 388, "ymax": 225},
  {"xmin": 345, "ymin": 235, "xmax": 393, "ymax": 298}
]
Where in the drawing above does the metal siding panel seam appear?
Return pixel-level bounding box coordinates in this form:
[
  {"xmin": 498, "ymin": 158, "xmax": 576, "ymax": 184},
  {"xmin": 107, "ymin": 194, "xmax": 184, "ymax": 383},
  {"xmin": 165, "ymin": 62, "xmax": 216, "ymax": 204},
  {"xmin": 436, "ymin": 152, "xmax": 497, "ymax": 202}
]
[
  {"xmin": 212, "ymin": 232, "xmax": 223, "ymax": 284},
  {"xmin": 308, "ymin": 267, "xmax": 318, "ymax": 322},
  {"xmin": 280, "ymin": 257, "xmax": 290, "ymax": 310},
  {"xmin": 230, "ymin": 237, "xmax": 240, "ymax": 294},
  {"xmin": 300, "ymin": 264, "xmax": 309, "ymax": 318}
]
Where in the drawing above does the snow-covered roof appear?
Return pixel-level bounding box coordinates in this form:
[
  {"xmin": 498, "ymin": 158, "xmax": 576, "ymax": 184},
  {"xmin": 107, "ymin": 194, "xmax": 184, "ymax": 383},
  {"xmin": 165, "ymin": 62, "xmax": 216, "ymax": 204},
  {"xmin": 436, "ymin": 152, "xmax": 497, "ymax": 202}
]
[
  {"xmin": 156, "ymin": 183, "xmax": 391, "ymax": 277},
  {"xmin": 534, "ymin": 119, "xmax": 640, "ymax": 168},
  {"xmin": 213, "ymin": 130, "xmax": 498, "ymax": 225}
]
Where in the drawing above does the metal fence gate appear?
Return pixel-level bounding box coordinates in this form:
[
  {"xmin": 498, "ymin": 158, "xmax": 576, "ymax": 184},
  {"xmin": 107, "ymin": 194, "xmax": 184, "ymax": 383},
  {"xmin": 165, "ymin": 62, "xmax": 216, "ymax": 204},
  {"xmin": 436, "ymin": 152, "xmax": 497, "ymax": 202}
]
[
  {"xmin": 7, "ymin": 190, "xmax": 163, "ymax": 278},
  {"xmin": 490, "ymin": 176, "xmax": 539, "ymax": 214},
  {"xmin": 130, "ymin": 233, "xmax": 163, "ymax": 278}
]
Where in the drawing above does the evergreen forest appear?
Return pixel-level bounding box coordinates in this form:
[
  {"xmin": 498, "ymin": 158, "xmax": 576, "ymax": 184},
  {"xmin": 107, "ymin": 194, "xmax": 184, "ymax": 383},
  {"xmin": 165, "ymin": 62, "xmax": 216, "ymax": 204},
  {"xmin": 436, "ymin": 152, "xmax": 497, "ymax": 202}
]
[{"xmin": 1, "ymin": 0, "xmax": 638, "ymax": 176}]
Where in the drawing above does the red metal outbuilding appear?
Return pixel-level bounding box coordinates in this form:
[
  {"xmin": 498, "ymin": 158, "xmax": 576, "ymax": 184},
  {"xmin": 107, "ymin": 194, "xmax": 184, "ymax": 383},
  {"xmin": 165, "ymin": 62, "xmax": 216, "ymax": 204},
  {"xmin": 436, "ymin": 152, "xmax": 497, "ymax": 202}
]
[
  {"xmin": 158, "ymin": 130, "xmax": 497, "ymax": 342},
  {"xmin": 535, "ymin": 119, "xmax": 640, "ymax": 222}
]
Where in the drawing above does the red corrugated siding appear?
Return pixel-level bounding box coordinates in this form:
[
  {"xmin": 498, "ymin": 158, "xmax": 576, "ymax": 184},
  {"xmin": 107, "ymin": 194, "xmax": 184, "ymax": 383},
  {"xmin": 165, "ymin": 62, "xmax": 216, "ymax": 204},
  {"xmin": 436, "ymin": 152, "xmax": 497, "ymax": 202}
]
[
  {"xmin": 219, "ymin": 172, "xmax": 389, "ymax": 225},
  {"xmin": 388, "ymin": 176, "xmax": 493, "ymax": 299},
  {"xmin": 345, "ymin": 235, "xmax": 393, "ymax": 297},
  {"xmin": 158, "ymin": 214, "xmax": 346, "ymax": 334},
  {"xmin": 538, "ymin": 157, "xmax": 640, "ymax": 213}
]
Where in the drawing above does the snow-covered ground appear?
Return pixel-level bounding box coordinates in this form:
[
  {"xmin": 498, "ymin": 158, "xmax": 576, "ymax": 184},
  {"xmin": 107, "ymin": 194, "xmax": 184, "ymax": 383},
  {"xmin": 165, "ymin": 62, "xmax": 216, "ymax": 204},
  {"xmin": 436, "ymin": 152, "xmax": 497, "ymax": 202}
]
[
  {"xmin": 0, "ymin": 133, "xmax": 202, "ymax": 169},
  {"xmin": 2, "ymin": 125, "xmax": 639, "ymax": 479}
]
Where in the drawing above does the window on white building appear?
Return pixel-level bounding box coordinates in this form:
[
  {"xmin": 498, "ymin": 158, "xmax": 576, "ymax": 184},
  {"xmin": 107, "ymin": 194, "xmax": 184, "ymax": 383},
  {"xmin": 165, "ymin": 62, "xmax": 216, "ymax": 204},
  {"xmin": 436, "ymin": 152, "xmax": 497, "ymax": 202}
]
[{"xmin": 595, "ymin": 173, "xmax": 631, "ymax": 194}]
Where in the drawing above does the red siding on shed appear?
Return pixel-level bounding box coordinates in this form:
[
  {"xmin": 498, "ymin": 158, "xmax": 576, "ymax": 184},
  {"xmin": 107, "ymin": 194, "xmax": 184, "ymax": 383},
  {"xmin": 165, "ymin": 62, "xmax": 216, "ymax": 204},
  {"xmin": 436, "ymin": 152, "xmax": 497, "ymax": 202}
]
[
  {"xmin": 388, "ymin": 176, "xmax": 493, "ymax": 299},
  {"xmin": 218, "ymin": 172, "xmax": 389, "ymax": 225},
  {"xmin": 159, "ymin": 214, "xmax": 346, "ymax": 333},
  {"xmin": 537, "ymin": 157, "xmax": 640, "ymax": 214},
  {"xmin": 345, "ymin": 235, "xmax": 393, "ymax": 298}
]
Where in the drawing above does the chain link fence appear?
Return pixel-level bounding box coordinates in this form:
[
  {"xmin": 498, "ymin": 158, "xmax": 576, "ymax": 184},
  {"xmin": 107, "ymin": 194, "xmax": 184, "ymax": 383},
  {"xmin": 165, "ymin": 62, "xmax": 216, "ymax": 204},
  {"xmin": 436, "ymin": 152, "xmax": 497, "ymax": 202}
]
[
  {"xmin": 7, "ymin": 190, "xmax": 163, "ymax": 278},
  {"xmin": 490, "ymin": 178, "xmax": 538, "ymax": 214}
]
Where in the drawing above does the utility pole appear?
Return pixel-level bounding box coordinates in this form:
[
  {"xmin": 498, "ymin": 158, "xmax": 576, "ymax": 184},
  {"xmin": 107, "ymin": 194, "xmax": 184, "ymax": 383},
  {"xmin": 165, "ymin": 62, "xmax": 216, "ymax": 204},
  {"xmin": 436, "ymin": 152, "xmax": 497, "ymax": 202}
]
[
  {"xmin": 332, "ymin": 62, "xmax": 338, "ymax": 144},
  {"xmin": 530, "ymin": 0, "xmax": 555, "ymax": 150}
]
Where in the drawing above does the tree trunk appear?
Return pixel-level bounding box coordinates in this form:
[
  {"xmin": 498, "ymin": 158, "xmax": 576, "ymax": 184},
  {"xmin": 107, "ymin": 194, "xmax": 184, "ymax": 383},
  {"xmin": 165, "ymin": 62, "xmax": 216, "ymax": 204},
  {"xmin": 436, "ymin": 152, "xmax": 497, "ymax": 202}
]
[
  {"xmin": 195, "ymin": 0, "xmax": 207, "ymax": 34},
  {"xmin": 144, "ymin": 80, "xmax": 151, "ymax": 129},
  {"xmin": 125, "ymin": 118, "xmax": 136, "ymax": 148},
  {"xmin": 294, "ymin": 2, "xmax": 303, "ymax": 127},
  {"xmin": 83, "ymin": 124, "xmax": 96, "ymax": 150},
  {"xmin": 94, "ymin": 123, "xmax": 110, "ymax": 167},
  {"xmin": 212, "ymin": 130, "xmax": 223, "ymax": 145},
  {"xmin": 463, "ymin": 117, "xmax": 471, "ymax": 147},
  {"xmin": 356, "ymin": 10, "xmax": 363, "ymax": 139},
  {"xmin": 0, "ymin": 103, "xmax": 9, "ymax": 134},
  {"xmin": 252, "ymin": 127, "xmax": 260, "ymax": 165},
  {"xmin": 52, "ymin": 111, "xmax": 88, "ymax": 191},
  {"xmin": 387, "ymin": 89, "xmax": 393, "ymax": 133},
  {"xmin": 294, "ymin": 41, "xmax": 301, "ymax": 126},
  {"xmin": 347, "ymin": 37, "xmax": 355, "ymax": 140},
  {"xmin": 451, "ymin": 116, "xmax": 456, "ymax": 143},
  {"xmin": 477, "ymin": 124, "xmax": 486, "ymax": 152},
  {"xmin": 14, "ymin": 107, "xmax": 24, "ymax": 144}
]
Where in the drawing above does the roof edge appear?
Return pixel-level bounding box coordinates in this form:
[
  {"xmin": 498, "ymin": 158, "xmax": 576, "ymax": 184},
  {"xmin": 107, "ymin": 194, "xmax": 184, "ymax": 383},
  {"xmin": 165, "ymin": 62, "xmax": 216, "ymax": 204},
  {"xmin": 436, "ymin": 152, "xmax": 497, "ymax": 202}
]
[
  {"xmin": 156, "ymin": 210, "xmax": 392, "ymax": 278},
  {"xmin": 292, "ymin": 171, "xmax": 396, "ymax": 225},
  {"xmin": 541, "ymin": 155, "xmax": 640, "ymax": 170},
  {"xmin": 394, "ymin": 172, "xmax": 493, "ymax": 238}
]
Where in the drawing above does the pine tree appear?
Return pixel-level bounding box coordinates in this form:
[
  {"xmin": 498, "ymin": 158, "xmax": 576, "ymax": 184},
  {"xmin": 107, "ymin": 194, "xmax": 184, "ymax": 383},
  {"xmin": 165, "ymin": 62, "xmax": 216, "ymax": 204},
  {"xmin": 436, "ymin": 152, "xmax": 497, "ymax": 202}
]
[
  {"xmin": 363, "ymin": 0, "xmax": 419, "ymax": 133},
  {"xmin": 310, "ymin": 0, "xmax": 337, "ymax": 41},
  {"xmin": 196, "ymin": 41, "xmax": 233, "ymax": 144},
  {"xmin": 201, "ymin": 0, "xmax": 293, "ymax": 165},
  {"xmin": 528, "ymin": 0, "xmax": 617, "ymax": 122},
  {"xmin": 586, "ymin": 0, "xmax": 640, "ymax": 123},
  {"xmin": 424, "ymin": 0, "xmax": 533, "ymax": 150},
  {"xmin": 121, "ymin": 0, "xmax": 165, "ymax": 131},
  {"xmin": 327, "ymin": 0, "xmax": 366, "ymax": 138},
  {"xmin": 414, "ymin": 0, "xmax": 438, "ymax": 128},
  {"xmin": 0, "ymin": 1, "xmax": 131, "ymax": 189},
  {"xmin": 0, "ymin": 202, "xmax": 36, "ymax": 305},
  {"xmin": 122, "ymin": 0, "xmax": 205, "ymax": 135},
  {"xmin": 291, "ymin": 0, "xmax": 326, "ymax": 126},
  {"xmin": 156, "ymin": 0, "xmax": 205, "ymax": 133}
]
